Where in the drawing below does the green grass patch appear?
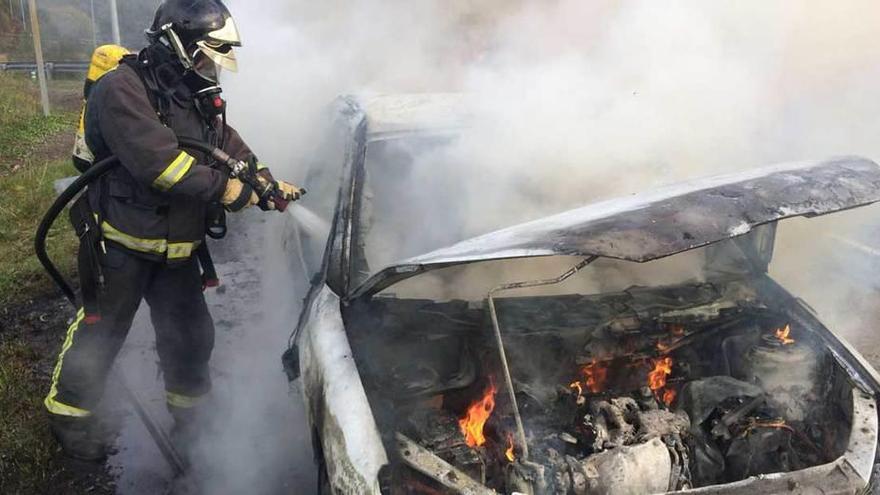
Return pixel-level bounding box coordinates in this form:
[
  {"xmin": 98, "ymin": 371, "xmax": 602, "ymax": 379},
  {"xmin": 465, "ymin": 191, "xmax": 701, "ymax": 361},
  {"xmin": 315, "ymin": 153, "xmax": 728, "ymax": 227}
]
[
  {"xmin": 0, "ymin": 340, "xmax": 55, "ymax": 492},
  {"xmin": 0, "ymin": 158, "xmax": 78, "ymax": 308},
  {"xmin": 0, "ymin": 72, "xmax": 79, "ymax": 307},
  {"xmin": 0, "ymin": 62, "xmax": 107, "ymax": 495},
  {"xmin": 0, "ymin": 73, "xmax": 77, "ymax": 169}
]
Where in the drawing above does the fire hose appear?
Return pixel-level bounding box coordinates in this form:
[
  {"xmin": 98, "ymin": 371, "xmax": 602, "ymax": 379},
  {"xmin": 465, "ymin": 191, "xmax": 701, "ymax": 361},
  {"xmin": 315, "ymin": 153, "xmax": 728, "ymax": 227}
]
[
  {"xmin": 36, "ymin": 137, "xmax": 296, "ymax": 301},
  {"xmin": 34, "ymin": 137, "xmax": 293, "ymax": 476}
]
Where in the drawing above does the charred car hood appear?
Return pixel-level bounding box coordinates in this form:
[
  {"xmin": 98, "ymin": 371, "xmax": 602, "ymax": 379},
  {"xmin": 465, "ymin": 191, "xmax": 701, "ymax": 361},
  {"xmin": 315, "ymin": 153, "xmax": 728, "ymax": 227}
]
[{"xmin": 352, "ymin": 156, "xmax": 880, "ymax": 298}]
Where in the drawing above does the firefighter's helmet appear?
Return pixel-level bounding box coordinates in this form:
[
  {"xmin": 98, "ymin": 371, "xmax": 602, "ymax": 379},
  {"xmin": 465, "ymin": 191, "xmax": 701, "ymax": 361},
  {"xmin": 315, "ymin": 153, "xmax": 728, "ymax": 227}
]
[{"xmin": 145, "ymin": 0, "xmax": 240, "ymax": 83}]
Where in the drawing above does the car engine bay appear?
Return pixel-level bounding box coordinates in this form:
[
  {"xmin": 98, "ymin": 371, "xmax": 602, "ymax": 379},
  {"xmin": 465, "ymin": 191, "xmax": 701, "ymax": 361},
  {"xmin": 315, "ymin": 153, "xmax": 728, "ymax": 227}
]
[{"xmin": 344, "ymin": 276, "xmax": 877, "ymax": 494}]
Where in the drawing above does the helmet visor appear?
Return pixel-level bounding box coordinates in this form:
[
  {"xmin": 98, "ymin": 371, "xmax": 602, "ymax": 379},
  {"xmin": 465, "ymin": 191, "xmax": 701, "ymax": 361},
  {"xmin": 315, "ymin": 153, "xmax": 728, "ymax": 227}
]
[
  {"xmin": 195, "ymin": 40, "xmax": 238, "ymax": 73},
  {"xmin": 193, "ymin": 49, "xmax": 222, "ymax": 83},
  {"xmin": 206, "ymin": 17, "xmax": 241, "ymax": 46}
]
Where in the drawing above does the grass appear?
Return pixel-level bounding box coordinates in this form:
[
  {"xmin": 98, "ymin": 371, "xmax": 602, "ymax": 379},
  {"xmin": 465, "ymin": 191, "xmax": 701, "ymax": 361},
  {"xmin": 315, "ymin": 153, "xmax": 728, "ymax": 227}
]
[
  {"xmin": 0, "ymin": 340, "xmax": 55, "ymax": 492},
  {"xmin": 0, "ymin": 158, "xmax": 79, "ymax": 308},
  {"xmin": 0, "ymin": 73, "xmax": 74, "ymax": 170},
  {"xmin": 0, "ymin": 73, "xmax": 79, "ymax": 308},
  {"xmin": 0, "ymin": 72, "xmax": 93, "ymax": 493},
  {"xmin": 0, "ymin": 335, "xmax": 113, "ymax": 494}
]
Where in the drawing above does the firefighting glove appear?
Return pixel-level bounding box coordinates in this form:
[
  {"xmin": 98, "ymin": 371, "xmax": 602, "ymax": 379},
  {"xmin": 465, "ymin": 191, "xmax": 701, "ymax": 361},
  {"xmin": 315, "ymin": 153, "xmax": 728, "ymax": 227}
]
[
  {"xmin": 254, "ymin": 173, "xmax": 305, "ymax": 211},
  {"xmin": 221, "ymin": 178, "xmax": 259, "ymax": 212},
  {"xmin": 257, "ymin": 180, "xmax": 305, "ymax": 211},
  {"xmin": 247, "ymin": 160, "xmax": 306, "ymax": 211},
  {"xmin": 276, "ymin": 180, "xmax": 305, "ymax": 203}
]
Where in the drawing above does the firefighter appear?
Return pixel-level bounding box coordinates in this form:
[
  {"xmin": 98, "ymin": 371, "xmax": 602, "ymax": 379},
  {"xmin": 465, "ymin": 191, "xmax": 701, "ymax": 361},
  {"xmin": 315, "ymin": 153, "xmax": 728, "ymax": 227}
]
[{"xmin": 44, "ymin": 0, "xmax": 302, "ymax": 460}]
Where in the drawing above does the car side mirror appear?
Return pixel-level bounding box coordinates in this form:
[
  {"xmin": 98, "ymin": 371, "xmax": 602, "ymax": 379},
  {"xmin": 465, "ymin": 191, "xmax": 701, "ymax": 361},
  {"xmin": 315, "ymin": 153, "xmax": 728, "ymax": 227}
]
[{"xmin": 282, "ymin": 345, "xmax": 300, "ymax": 381}]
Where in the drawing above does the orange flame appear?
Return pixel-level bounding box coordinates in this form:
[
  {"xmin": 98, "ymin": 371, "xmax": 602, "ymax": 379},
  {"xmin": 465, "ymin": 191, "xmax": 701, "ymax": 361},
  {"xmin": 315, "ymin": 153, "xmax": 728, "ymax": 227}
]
[
  {"xmin": 648, "ymin": 357, "xmax": 673, "ymax": 392},
  {"xmin": 582, "ymin": 360, "xmax": 608, "ymax": 394},
  {"xmin": 569, "ymin": 381, "xmax": 583, "ymax": 398},
  {"xmin": 459, "ymin": 382, "xmax": 497, "ymax": 447},
  {"xmin": 662, "ymin": 387, "xmax": 677, "ymax": 406},
  {"xmin": 505, "ymin": 433, "xmax": 516, "ymax": 462},
  {"xmin": 657, "ymin": 325, "xmax": 686, "ymax": 354},
  {"xmin": 775, "ymin": 324, "xmax": 794, "ymax": 345},
  {"xmin": 743, "ymin": 419, "xmax": 793, "ymax": 436}
]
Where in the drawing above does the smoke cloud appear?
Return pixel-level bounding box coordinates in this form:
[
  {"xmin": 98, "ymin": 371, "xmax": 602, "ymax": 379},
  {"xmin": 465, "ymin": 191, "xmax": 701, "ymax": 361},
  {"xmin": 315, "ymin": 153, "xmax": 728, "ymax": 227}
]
[{"xmin": 181, "ymin": 0, "xmax": 880, "ymax": 492}]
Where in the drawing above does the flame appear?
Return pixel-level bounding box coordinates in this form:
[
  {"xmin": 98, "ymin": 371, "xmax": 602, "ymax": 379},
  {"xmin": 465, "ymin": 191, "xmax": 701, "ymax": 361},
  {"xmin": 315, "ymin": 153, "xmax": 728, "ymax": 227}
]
[
  {"xmin": 743, "ymin": 419, "xmax": 793, "ymax": 436},
  {"xmin": 459, "ymin": 382, "xmax": 497, "ymax": 447},
  {"xmin": 775, "ymin": 324, "xmax": 795, "ymax": 345},
  {"xmin": 569, "ymin": 381, "xmax": 583, "ymax": 398},
  {"xmin": 648, "ymin": 357, "xmax": 673, "ymax": 392},
  {"xmin": 657, "ymin": 325, "xmax": 686, "ymax": 354},
  {"xmin": 662, "ymin": 387, "xmax": 677, "ymax": 406},
  {"xmin": 505, "ymin": 433, "xmax": 516, "ymax": 462},
  {"xmin": 582, "ymin": 360, "xmax": 608, "ymax": 393}
]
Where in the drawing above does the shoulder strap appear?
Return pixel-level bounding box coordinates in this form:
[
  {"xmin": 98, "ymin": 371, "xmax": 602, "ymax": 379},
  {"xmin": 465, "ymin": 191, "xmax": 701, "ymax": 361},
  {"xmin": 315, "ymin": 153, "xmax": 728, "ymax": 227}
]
[{"xmin": 120, "ymin": 54, "xmax": 170, "ymax": 126}]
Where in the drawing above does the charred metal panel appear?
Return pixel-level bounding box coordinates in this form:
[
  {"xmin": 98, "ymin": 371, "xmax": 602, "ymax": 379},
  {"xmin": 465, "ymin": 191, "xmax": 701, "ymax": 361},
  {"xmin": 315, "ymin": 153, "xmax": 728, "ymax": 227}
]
[
  {"xmin": 299, "ymin": 285, "xmax": 388, "ymax": 493},
  {"xmin": 680, "ymin": 388, "xmax": 876, "ymax": 494},
  {"xmin": 328, "ymin": 96, "xmax": 368, "ymax": 295},
  {"xmin": 354, "ymin": 157, "xmax": 880, "ymax": 298},
  {"xmin": 395, "ymin": 433, "xmax": 497, "ymax": 495}
]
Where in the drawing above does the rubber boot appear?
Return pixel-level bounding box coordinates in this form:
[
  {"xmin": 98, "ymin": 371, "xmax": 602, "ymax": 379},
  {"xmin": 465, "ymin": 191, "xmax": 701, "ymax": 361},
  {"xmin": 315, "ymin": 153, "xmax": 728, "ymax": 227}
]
[
  {"xmin": 48, "ymin": 414, "xmax": 107, "ymax": 462},
  {"xmin": 168, "ymin": 405, "xmax": 203, "ymax": 459}
]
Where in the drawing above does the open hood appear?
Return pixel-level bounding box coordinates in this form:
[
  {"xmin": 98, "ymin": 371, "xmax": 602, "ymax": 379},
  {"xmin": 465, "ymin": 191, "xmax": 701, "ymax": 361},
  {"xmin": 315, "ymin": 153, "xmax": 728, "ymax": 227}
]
[{"xmin": 352, "ymin": 156, "xmax": 880, "ymax": 299}]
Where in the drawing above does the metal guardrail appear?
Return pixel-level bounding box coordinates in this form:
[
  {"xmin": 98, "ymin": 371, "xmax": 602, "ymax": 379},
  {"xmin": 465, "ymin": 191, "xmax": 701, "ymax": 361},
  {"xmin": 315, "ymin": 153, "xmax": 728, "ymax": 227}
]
[{"xmin": 0, "ymin": 61, "xmax": 89, "ymax": 74}]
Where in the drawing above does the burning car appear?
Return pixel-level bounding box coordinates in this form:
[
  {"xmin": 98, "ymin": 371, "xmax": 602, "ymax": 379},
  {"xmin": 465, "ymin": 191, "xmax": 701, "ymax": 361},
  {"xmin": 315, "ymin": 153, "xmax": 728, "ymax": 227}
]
[{"xmin": 281, "ymin": 94, "xmax": 880, "ymax": 494}]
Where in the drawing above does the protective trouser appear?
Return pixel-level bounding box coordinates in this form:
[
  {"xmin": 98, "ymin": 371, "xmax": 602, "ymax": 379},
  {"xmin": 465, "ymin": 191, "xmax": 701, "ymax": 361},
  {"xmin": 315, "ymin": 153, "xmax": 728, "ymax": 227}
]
[{"xmin": 45, "ymin": 242, "xmax": 215, "ymax": 417}]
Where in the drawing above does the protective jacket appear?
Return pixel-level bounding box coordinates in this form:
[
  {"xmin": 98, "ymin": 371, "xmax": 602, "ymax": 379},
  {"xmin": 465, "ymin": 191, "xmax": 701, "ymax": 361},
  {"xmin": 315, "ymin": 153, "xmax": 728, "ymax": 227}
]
[{"xmin": 84, "ymin": 56, "xmax": 253, "ymax": 262}]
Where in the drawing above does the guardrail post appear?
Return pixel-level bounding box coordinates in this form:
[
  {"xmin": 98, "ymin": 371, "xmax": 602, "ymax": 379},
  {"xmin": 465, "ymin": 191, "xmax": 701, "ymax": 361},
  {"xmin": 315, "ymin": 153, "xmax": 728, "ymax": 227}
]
[
  {"xmin": 110, "ymin": 0, "xmax": 121, "ymax": 45},
  {"xmin": 27, "ymin": 0, "xmax": 50, "ymax": 116},
  {"xmin": 89, "ymin": 0, "xmax": 97, "ymax": 47}
]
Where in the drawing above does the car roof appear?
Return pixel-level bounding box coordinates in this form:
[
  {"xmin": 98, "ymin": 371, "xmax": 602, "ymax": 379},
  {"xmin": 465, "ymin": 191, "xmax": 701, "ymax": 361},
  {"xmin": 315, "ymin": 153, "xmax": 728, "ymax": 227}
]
[{"xmin": 348, "ymin": 93, "xmax": 468, "ymax": 141}]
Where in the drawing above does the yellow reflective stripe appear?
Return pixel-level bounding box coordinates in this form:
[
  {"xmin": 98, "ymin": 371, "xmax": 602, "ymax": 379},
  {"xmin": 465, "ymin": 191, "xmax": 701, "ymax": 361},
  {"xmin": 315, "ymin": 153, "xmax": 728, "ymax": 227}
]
[
  {"xmin": 256, "ymin": 162, "xmax": 268, "ymax": 171},
  {"xmin": 153, "ymin": 151, "xmax": 195, "ymax": 191},
  {"xmin": 45, "ymin": 395, "xmax": 91, "ymax": 417},
  {"xmin": 167, "ymin": 242, "xmax": 196, "ymax": 260},
  {"xmin": 166, "ymin": 391, "xmax": 206, "ymax": 409},
  {"xmin": 77, "ymin": 105, "xmax": 86, "ymax": 133},
  {"xmin": 44, "ymin": 309, "xmax": 92, "ymax": 418},
  {"xmin": 102, "ymin": 221, "xmax": 167, "ymax": 254},
  {"xmin": 99, "ymin": 220, "xmax": 200, "ymax": 260},
  {"xmin": 171, "ymin": 155, "xmax": 195, "ymax": 184}
]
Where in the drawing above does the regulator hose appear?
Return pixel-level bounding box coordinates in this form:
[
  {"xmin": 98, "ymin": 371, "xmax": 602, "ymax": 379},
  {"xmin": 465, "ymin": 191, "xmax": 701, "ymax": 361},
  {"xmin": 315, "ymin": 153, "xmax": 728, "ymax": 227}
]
[{"xmin": 34, "ymin": 138, "xmax": 221, "ymax": 305}]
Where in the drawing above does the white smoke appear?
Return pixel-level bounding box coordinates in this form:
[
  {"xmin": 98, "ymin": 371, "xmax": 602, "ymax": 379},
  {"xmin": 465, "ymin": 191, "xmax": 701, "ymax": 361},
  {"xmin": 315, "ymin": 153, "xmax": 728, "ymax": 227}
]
[{"xmin": 196, "ymin": 0, "xmax": 880, "ymax": 492}]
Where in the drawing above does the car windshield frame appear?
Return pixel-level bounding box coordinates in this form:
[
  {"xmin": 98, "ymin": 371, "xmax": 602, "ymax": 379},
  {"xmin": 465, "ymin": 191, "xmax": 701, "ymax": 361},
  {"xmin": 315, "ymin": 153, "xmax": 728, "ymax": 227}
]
[{"xmin": 348, "ymin": 130, "xmax": 467, "ymax": 290}]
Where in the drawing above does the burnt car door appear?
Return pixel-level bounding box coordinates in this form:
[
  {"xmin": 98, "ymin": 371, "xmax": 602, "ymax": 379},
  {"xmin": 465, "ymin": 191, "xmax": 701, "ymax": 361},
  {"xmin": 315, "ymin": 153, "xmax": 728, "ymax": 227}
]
[{"xmin": 284, "ymin": 98, "xmax": 390, "ymax": 494}]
